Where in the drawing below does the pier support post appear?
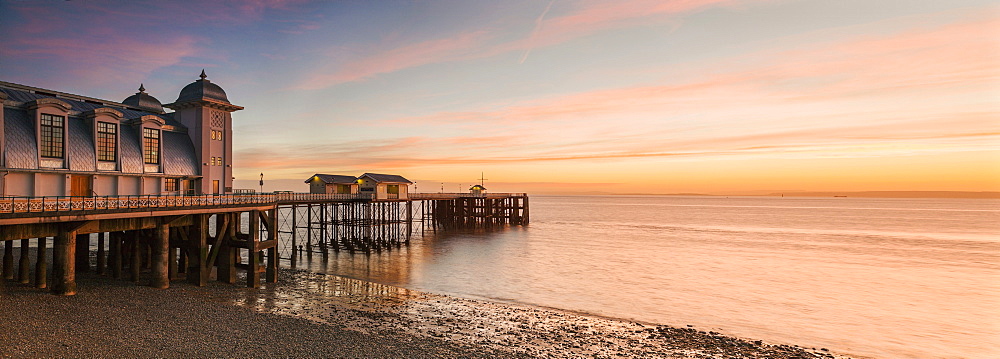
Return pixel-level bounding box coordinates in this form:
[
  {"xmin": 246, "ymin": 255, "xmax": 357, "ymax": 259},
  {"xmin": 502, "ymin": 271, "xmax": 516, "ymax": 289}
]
[
  {"xmin": 75, "ymin": 234, "xmax": 90, "ymax": 272},
  {"xmin": 129, "ymin": 231, "xmax": 141, "ymax": 283},
  {"xmin": 266, "ymin": 208, "xmax": 278, "ymax": 283},
  {"xmin": 247, "ymin": 210, "xmax": 261, "ymax": 288},
  {"xmin": 217, "ymin": 213, "xmax": 236, "ymax": 284},
  {"xmin": 18, "ymin": 238, "xmax": 30, "ymax": 284},
  {"xmin": 52, "ymin": 228, "xmax": 78, "ymax": 295},
  {"xmin": 111, "ymin": 232, "xmax": 123, "ymax": 279},
  {"xmin": 2, "ymin": 240, "xmax": 13, "ymax": 280},
  {"xmin": 150, "ymin": 223, "xmax": 169, "ymax": 289},
  {"xmin": 34, "ymin": 237, "xmax": 46, "ymax": 289},
  {"xmin": 187, "ymin": 214, "xmax": 209, "ymax": 286},
  {"xmin": 97, "ymin": 232, "xmax": 106, "ymax": 275}
]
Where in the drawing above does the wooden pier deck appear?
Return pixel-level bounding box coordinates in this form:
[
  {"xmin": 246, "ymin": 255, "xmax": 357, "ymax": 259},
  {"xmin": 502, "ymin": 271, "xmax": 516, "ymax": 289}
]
[{"xmin": 0, "ymin": 192, "xmax": 528, "ymax": 295}]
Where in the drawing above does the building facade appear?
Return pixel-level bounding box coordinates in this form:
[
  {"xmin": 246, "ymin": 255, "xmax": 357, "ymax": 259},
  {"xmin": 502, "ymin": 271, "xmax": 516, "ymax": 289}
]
[{"xmin": 0, "ymin": 72, "xmax": 242, "ymax": 197}]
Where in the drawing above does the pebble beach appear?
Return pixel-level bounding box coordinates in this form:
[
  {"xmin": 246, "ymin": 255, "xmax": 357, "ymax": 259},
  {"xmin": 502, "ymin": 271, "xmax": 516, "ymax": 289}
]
[{"xmin": 1, "ymin": 258, "xmax": 856, "ymax": 359}]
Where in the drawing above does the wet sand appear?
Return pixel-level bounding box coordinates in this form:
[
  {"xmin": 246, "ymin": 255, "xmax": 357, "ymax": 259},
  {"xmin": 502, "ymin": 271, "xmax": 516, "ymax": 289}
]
[{"xmin": 1, "ymin": 265, "xmax": 854, "ymax": 358}]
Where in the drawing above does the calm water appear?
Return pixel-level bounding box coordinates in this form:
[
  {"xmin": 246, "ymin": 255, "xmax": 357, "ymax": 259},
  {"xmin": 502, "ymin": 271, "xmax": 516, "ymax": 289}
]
[{"xmin": 294, "ymin": 195, "xmax": 1000, "ymax": 359}]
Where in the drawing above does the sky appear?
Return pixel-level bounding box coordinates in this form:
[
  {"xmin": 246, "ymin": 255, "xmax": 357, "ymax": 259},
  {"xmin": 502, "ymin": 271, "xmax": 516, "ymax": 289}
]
[{"xmin": 1, "ymin": 0, "xmax": 998, "ymax": 195}]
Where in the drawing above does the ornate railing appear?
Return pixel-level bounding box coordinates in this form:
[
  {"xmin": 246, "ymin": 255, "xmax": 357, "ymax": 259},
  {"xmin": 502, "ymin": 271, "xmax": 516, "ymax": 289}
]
[{"xmin": 0, "ymin": 194, "xmax": 276, "ymax": 214}]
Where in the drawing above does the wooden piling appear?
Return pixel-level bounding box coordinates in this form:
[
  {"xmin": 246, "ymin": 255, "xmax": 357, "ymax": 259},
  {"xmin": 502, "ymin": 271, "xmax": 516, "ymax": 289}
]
[
  {"xmin": 150, "ymin": 223, "xmax": 169, "ymax": 289},
  {"xmin": 217, "ymin": 213, "xmax": 236, "ymax": 284},
  {"xmin": 3, "ymin": 240, "xmax": 13, "ymax": 280},
  {"xmin": 111, "ymin": 232, "xmax": 123, "ymax": 279},
  {"xmin": 75, "ymin": 233, "xmax": 90, "ymax": 272},
  {"xmin": 187, "ymin": 214, "xmax": 209, "ymax": 286},
  {"xmin": 247, "ymin": 210, "xmax": 261, "ymax": 288},
  {"xmin": 18, "ymin": 238, "xmax": 30, "ymax": 284},
  {"xmin": 52, "ymin": 229, "xmax": 77, "ymax": 295},
  {"xmin": 129, "ymin": 232, "xmax": 141, "ymax": 283},
  {"xmin": 97, "ymin": 232, "xmax": 106, "ymax": 275},
  {"xmin": 266, "ymin": 209, "xmax": 278, "ymax": 283},
  {"xmin": 34, "ymin": 237, "xmax": 47, "ymax": 289}
]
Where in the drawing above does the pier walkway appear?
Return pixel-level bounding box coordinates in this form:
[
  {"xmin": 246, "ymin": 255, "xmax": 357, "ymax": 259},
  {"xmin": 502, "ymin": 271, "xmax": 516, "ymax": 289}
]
[{"xmin": 0, "ymin": 192, "xmax": 528, "ymax": 295}]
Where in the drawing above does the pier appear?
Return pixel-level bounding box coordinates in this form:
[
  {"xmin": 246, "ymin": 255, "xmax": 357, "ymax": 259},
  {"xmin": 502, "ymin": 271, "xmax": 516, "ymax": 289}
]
[{"xmin": 0, "ymin": 192, "xmax": 528, "ymax": 295}]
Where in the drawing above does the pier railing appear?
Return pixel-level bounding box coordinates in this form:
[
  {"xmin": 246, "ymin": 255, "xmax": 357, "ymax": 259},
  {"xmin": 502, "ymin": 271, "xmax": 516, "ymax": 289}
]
[
  {"xmin": 0, "ymin": 192, "xmax": 528, "ymax": 214},
  {"xmin": 410, "ymin": 193, "xmax": 527, "ymax": 199},
  {"xmin": 0, "ymin": 194, "xmax": 275, "ymax": 214}
]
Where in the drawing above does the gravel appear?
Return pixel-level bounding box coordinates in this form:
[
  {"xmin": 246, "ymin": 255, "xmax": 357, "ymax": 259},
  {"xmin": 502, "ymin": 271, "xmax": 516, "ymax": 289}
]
[{"xmin": 1, "ymin": 261, "xmax": 859, "ymax": 359}]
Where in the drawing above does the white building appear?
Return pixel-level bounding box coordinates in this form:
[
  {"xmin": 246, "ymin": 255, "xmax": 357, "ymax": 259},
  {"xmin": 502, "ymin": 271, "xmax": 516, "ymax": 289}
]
[{"xmin": 0, "ymin": 71, "xmax": 242, "ymax": 197}]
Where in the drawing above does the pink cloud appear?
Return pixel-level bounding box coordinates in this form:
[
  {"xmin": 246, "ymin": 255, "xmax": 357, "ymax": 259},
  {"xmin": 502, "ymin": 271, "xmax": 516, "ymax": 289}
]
[
  {"xmin": 294, "ymin": 31, "xmax": 490, "ymax": 89},
  {"xmin": 291, "ymin": 0, "xmax": 748, "ymax": 89},
  {"xmin": 395, "ymin": 14, "xmax": 1000, "ymax": 129}
]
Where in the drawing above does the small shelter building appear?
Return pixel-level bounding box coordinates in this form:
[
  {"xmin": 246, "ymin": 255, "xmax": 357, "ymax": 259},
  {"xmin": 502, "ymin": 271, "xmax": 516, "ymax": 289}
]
[
  {"xmin": 306, "ymin": 174, "xmax": 358, "ymax": 194},
  {"xmin": 470, "ymin": 184, "xmax": 487, "ymax": 196},
  {"xmin": 357, "ymin": 173, "xmax": 411, "ymax": 200}
]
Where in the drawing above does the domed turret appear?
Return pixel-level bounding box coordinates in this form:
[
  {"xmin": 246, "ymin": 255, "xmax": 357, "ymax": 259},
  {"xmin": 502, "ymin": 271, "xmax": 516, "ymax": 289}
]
[
  {"xmin": 164, "ymin": 70, "xmax": 243, "ymax": 112},
  {"xmin": 175, "ymin": 69, "xmax": 231, "ymax": 104},
  {"xmin": 122, "ymin": 84, "xmax": 165, "ymax": 113}
]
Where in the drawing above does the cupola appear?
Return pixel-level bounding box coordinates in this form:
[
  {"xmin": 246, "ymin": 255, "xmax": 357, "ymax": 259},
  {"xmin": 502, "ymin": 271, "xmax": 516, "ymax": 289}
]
[
  {"xmin": 121, "ymin": 84, "xmax": 165, "ymax": 114},
  {"xmin": 164, "ymin": 70, "xmax": 243, "ymax": 112}
]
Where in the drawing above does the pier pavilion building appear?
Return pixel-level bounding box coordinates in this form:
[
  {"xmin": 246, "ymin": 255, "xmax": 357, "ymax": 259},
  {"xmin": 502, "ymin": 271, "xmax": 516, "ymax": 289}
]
[
  {"xmin": 307, "ymin": 174, "xmax": 360, "ymax": 195},
  {"xmin": 0, "ymin": 71, "xmax": 242, "ymax": 197},
  {"xmin": 306, "ymin": 173, "xmax": 412, "ymax": 200}
]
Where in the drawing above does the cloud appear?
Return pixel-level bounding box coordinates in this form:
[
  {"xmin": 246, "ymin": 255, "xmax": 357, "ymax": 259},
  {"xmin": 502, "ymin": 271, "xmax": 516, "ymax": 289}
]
[
  {"xmin": 290, "ymin": 0, "xmax": 747, "ymax": 89},
  {"xmin": 293, "ymin": 31, "xmax": 491, "ymax": 90},
  {"xmin": 519, "ymin": 0, "xmax": 557, "ymax": 64},
  {"xmin": 3, "ymin": 33, "xmax": 201, "ymax": 90}
]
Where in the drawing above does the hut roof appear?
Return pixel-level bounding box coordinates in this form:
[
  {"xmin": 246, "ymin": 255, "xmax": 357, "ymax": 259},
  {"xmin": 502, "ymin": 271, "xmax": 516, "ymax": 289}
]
[
  {"xmin": 360, "ymin": 173, "xmax": 412, "ymax": 184},
  {"xmin": 306, "ymin": 174, "xmax": 358, "ymax": 184}
]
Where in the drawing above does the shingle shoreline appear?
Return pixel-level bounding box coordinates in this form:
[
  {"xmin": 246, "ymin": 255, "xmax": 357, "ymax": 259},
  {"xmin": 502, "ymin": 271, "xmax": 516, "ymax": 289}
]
[{"xmin": 0, "ymin": 266, "xmax": 857, "ymax": 358}]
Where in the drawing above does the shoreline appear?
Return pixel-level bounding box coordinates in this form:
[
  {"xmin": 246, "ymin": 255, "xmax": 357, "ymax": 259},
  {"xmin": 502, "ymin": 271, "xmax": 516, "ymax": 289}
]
[{"xmin": 2, "ymin": 264, "xmax": 858, "ymax": 358}]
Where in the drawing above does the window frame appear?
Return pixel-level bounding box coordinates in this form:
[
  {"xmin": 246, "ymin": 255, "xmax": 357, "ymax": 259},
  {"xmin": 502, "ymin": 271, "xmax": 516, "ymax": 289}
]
[
  {"xmin": 143, "ymin": 127, "xmax": 160, "ymax": 164},
  {"xmin": 39, "ymin": 113, "xmax": 65, "ymax": 158},
  {"xmin": 164, "ymin": 178, "xmax": 179, "ymax": 192},
  {"xmin": 96, "ymin": 121, "xmax": 117, "ymax": 162}
]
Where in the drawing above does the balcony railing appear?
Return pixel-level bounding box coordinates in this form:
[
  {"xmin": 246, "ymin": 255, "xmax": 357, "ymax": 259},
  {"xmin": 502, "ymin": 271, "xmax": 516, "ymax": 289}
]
[{"xmin": 0, "ymin": 194, "xmax": 275, "ymax": 214}]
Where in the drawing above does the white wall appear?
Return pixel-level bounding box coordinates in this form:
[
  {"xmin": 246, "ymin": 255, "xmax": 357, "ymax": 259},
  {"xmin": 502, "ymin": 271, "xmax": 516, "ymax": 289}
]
[
  {"xmin": 118, "ymin": 176, "xmax": 140, "ymax": 196},
  {"xmin": 3, "ymin": 173, "xmax": 34, "ymax": 196},
  {"xmin": 35, "ymin": 173, "xmax": 65, "ymax": 196},
  {"xmin": 94, "ymin": 175, "xmax": 117, "ymax": 196}
]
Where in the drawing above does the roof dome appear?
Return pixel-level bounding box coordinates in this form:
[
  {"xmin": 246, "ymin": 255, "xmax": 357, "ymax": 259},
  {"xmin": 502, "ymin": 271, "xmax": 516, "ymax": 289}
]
[
  {"xmin": 122, "ymin": 84, "xmax": 164, "ymax": 113},
  {"xmin": 175, "ymin": 70, "xmax": 230, "ymax": 104}
]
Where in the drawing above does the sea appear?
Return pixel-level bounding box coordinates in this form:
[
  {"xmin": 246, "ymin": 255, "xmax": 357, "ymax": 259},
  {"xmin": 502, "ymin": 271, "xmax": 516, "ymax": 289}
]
[{"xmin": 295, "ymin": 195, "xmax": 1000, "ymax": 358}]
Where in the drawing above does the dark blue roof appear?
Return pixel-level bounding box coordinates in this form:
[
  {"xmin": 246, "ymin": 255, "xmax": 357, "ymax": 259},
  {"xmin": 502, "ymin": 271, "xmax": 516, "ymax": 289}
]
[
  {"xmin": 1, "ymin": 84, "xmax": 198, "ymax": 177},
  {"xmin": 360, "ymin": 173, "xmax": 412, "ymax": 184},
  {"xmin": 0, "ymin": 87, "xmax": 183, "ymax": 127},
  {"xmin": 307, "ymin": 174, "xmax": 358, "ymax": 184},
  {"xmin": 3, "ymin": 107, "xmax": 38, "ymax": 169}
]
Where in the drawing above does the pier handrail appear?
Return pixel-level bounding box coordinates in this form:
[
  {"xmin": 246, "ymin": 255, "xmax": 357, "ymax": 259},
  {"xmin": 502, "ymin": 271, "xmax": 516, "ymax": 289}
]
[
  {"xmin": 0, "ymin": 194, "xmax": 276, "ymax": 214},
  {"xmin": 0, "ymin": 192, "xmax": 527, "ymax": 214},
  {"xmin": 410, "ymin": 193, "xmax": 527, "ymax": 199}
]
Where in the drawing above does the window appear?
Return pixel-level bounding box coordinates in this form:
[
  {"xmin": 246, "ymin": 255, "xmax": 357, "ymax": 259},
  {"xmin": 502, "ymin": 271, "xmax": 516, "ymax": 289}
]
[
  {"xmin": 217, "ymin": 131, "xmax": 223, "ymax": 142},
  {"xmin": 143, "ymin": 128, "xmax": 160, "ymax": 164},
  {"xmin": 40, "ymin": 114, "xmax": 65, "ymax": 158},
  {"xmin": 211, "ymin": 130, "xmax": 217, "ymax": 140},
  {"xmin": 165, "ymin": 178, "xmax": 178, "ymax": 192},
  {"xmin": 96, "ymin": 122, "xmax": 117, "ymax": 161}
]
